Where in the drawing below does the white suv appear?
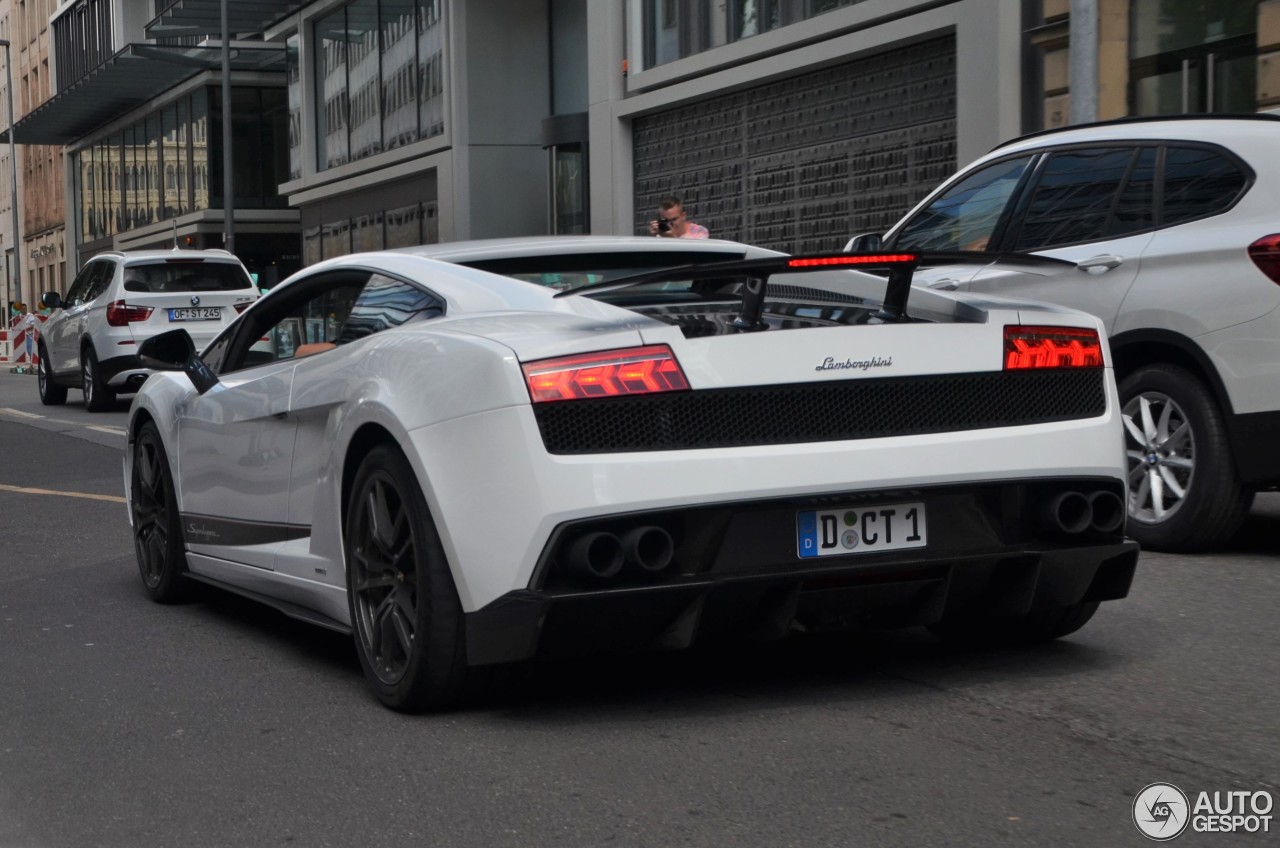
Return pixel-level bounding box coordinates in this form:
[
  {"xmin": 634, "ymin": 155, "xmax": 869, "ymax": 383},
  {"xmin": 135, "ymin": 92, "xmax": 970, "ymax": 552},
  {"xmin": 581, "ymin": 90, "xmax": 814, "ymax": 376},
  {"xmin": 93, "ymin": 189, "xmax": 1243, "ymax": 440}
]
[
  {"xmin": 852, "ymin": 115, "xmax": 1280, "ymax": 552},
  {"xmin": 38, "ymin": 249, "xmax": 259, "ymax": 411}
]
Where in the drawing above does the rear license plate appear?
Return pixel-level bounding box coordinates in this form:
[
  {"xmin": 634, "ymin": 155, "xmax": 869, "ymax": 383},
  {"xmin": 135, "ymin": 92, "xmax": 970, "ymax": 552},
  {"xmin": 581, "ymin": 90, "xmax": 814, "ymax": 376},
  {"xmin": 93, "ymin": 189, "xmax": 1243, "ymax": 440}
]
[
  {"xmin": 797, "ymin": 501, "xmax": 927, "ymax": 558},
  {"xmin": 168, "ymin": 307, "xmax": 221, "ymax": 321}
]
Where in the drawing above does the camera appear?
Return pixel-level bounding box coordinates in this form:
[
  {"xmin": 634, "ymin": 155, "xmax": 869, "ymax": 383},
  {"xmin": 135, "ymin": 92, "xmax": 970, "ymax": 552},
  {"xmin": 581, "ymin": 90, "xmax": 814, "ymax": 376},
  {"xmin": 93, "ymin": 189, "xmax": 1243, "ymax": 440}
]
[{"xmin": 656, "ymin": 218, "xmax": 671, "ymax": 233}]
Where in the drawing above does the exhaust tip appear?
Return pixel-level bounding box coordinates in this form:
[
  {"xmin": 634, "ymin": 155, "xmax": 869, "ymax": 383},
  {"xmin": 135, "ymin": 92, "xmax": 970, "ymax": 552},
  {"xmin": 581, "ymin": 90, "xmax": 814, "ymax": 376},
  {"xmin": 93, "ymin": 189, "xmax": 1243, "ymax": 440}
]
[
  {"xmin": 620, "ymin": 526, "xmax": 675, "ymax": 574},
  {"xmin": 1045, "ymin": 491, "xmax": 1092, "ymax": 535},
  {"xmin": 564, "ymin": 531, "xmax": 624, "ymax": 582},
  {"xmin": 1088, "ymin": 490, "xmax": 1126, "ymax": 534}
]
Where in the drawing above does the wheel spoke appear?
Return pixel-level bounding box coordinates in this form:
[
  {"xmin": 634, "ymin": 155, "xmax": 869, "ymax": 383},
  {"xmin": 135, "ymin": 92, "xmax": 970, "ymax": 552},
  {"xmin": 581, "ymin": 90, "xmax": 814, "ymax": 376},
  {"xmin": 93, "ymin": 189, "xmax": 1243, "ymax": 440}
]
[
  {"xmin": 1134, "ymin": 472, "xmax": 1151, "ymax": 512},
  {"xmin": 1150, "ymin": 470, "xmax": 1166, "ymax": 520},
  {"xmin": 1158, "ymin": 466, "xmax": 1186, "ymax": 499},
  {"xmin": 367, "ymin": 482, "xmax": 396, "ymax": 550},
  {"xmin": 1155, "ymin": 400, "xmax": 1175, "ymax": 445},
  {"xmin": 1162, "ymin": 456, "xmax": 1193, "ymax": 471},
  {"xmin": 1139, "ymin": 396, "xmax": 1158, "ymax": 444},
  {"xmin": 1122, "ymin": 414, "xmax": 1148, "ymax": 448},
  {"xmin": 390, "ymin": 604, "xmax": 414, "ymax": 659},
  {"xmin": 1162, "ymin": 421, "xmax": 1189, "ymax": 452},
  {"xmin": 353, "ymin": 574, "xmax": 397, "ymax": 592}
]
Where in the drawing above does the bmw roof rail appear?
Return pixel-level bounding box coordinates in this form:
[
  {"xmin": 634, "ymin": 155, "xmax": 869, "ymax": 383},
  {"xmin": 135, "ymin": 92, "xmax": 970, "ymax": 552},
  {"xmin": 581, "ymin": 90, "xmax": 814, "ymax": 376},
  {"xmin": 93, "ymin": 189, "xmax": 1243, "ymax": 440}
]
[{"xmin": 991, "ymin": 112, "xmax": 1280, "ymax": 152}]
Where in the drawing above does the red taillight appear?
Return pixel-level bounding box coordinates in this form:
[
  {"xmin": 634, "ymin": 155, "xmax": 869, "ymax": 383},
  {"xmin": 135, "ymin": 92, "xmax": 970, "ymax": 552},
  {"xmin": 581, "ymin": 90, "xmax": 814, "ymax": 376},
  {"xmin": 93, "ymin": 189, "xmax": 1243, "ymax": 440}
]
[
  {"xmin": 522, "ymin": 345, "xmax": 690, "ymax": 403},
  {"xmin": 234, "ymin": 302, "xmax": 251, "ymax": 314},
  {"xmin": 1248, "ymin": 234, "xmax": 1280, "ymax": 284},
  {"xmin": 1004, "ymin": 326, "xmax": 1104, "ymax": 370},
  {"xmin": 788, "ymin": 254, "xmax": 918, "ymax": 268},
  {"xmin": 105, "ymin": 300, "xmax": 154, "ymax": 327}
]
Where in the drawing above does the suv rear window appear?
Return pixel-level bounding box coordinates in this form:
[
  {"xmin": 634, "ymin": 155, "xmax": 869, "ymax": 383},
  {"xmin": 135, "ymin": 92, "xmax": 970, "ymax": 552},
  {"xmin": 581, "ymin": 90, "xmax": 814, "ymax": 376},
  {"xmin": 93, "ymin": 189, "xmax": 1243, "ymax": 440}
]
[
  {"xmin": 1162, "ymin": 146, "xmax": 1248, "ymax": 227},
  {"xmin": 122, "ymin": 261, "xmax": 253, "ymax": 293}
]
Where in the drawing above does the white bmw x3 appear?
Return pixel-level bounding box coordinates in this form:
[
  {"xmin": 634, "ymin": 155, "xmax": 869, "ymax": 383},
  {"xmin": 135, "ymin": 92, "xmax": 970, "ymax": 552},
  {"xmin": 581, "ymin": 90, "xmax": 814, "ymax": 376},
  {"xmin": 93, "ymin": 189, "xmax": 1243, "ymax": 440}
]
[
  {"xmin": 38, "ymin": 249, "xmax": 259, "ymax": 411},
  {"xmin": 124, "ymin": 237, "xmax": 1138, "ymax": 711}
]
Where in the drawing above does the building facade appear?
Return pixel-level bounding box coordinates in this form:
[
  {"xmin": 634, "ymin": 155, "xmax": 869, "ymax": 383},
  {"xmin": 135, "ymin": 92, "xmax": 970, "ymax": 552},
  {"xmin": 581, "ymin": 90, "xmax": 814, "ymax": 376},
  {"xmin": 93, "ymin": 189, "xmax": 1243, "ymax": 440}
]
[{"xmin": 7, "ymin": 0, "xmax": 1275, "ymax": 297}]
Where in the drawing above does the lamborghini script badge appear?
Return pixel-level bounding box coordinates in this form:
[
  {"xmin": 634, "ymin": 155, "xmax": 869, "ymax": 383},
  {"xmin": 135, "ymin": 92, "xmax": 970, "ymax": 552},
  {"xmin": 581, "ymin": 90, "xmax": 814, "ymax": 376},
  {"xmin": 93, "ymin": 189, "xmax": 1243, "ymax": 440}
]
[{"xmin": 815, "ymin": 356, "xmax": 893, "ymax": 372}]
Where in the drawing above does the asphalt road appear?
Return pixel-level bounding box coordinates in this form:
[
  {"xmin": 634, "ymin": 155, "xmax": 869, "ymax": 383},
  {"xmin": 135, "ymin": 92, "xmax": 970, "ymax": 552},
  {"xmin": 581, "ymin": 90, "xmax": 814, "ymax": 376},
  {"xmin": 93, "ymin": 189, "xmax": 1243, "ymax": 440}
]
[{"xmin": 0, "ymin": 371, "xmax": 1276, "ymax": 847}]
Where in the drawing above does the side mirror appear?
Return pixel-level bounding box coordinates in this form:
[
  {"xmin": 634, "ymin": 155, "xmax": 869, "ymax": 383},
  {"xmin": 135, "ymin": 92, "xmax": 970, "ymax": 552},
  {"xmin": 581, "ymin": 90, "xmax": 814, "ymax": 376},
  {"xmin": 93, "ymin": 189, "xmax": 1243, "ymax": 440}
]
[
  {"xmin": 138, "ymin": 329, "xmax": 220, "ymax": 395},
  {"xmin": 41, "ymin": 291, "xmax": 62, "ymax": 310},
  {"xmin": 843, "ymin": 232, "xmax": 884, "ymax": 253}
]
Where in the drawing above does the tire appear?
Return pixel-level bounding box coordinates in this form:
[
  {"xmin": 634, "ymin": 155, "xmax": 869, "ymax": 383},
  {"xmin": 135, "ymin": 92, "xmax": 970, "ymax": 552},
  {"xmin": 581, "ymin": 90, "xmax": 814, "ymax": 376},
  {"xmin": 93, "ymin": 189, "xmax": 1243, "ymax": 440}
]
[
  {"xmin": 929, "ymin": 601, "xmax": 1100, "ymax": 645},
  {"xmin": 36, "ymin": 344, "xmax": 67, "ymax": 406},
  {"xmin": 131, "ymin": 421, "xmax": 191, "ymax": 603},
  {"xmin": 1118, "ymin": 364, "xmax": 1252, "ymax": 552},
  {"xmin": 345, "ymin": 444, "xmax": 473, "ymax": 712},
  {"xmin": 82, "ymin": 344, "xmax": 116, "ymax": 412}
]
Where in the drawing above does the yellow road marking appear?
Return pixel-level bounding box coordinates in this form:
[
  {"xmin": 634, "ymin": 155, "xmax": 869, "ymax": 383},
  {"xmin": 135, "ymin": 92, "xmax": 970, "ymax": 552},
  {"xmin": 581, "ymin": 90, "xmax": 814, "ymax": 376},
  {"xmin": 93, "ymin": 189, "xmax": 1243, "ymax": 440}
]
[{"xmin": 0, "ymin": 483, "xmax": 126, "ymax": 504}]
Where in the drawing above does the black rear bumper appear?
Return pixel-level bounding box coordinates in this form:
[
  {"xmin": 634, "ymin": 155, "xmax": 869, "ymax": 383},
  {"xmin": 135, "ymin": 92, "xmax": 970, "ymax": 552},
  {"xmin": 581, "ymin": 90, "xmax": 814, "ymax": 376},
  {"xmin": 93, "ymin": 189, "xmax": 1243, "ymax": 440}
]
[{"xmin": 463, "ymin": 477, "xmax": 1140, "ymax": 666}]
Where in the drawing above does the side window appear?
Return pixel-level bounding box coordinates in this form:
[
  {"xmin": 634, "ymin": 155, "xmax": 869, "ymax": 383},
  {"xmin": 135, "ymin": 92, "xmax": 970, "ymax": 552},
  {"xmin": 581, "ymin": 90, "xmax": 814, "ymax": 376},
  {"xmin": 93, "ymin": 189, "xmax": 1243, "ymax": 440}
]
[
  {"xmin": 1008, "ymin": 147, "xmax": 1134, "ymax": 251},
  {"xmin": 892, "ymin": 156, "xmax": 1033, "ymax": 252},
  {"xmin": 63, "ymin": 262, "xmax": 97, "ymax": 305},
  {"xmin": 222, "ymin": 272, "xmax": 369, "ymax": 373},
  {"xmin": 336, "ymin": 273, "xmax": 444, "ymax": 344},
  {"xmin": 1162, "ymin": 146, "xmax": 1248, "ymax": 228},
  {"xmin": 1107, "ymin": 147, "xmax": 1158, "ymax": 237},
  {"xmin": 201, "ymin": 327, "xmax": 235, "ymax": 374},
  {"xmin": 260, "ymin": 283, "xmax": 364, "ymax": 366},
  {"xmin": 83, "ymin": 261, "xmax": 116, "ymax": 303}
]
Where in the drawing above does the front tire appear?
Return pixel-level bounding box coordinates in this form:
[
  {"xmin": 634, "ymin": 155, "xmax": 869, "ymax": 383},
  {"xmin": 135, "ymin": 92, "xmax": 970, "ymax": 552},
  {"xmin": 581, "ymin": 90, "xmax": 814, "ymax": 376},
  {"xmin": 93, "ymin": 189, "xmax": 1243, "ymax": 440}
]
[
  {"xmin": 82, "ymin": 345, "xmax": 116, "ymax": 412},
  {"xmin": 1118, "ymin": 364, "xmax": 1252, "ymax": 552},
  {"xmin": 37, "ymin": 344, "xmax": 67, "ymax": 405},
  {"xmin": 345, "ymin": 444, "xmax": 471, "ymax": 712},
  {"xmin": 131, "ymin": 421, "xmax": 190, "ymax": 603}
]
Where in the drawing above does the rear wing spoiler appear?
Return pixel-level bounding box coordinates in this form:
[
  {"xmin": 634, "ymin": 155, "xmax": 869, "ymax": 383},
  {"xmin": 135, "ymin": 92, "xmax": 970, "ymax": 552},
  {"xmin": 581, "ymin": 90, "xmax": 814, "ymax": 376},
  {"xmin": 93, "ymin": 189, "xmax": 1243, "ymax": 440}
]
[{"xmin": 556, "ymin": 251, "xmax": 1074, "ymax": 330}]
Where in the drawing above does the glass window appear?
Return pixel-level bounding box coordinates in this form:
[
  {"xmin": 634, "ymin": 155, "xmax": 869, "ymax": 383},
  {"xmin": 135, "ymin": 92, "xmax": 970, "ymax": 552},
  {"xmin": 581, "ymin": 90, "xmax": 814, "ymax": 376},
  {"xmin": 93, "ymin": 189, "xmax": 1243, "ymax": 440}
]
[
  {"xmin": 302, "ymin": 225, "xmax": 323, "ymax": 266},
  {"xmin": 121, "ymin": 261, "xmax": 255, "ymax": 293},
  {"xmin": 385, "ymin": 203, "xmax": 421, "ymax": 248},
  {"xmin": 316, "ymin": 7, "xmax": 351, "ymax": 169},
  {"xmin": 1107, "ymin": 147, "xmax": 1157, "ymax": 237},
  {"xmin": 347, "ymin": 0, "xmax": 382, "ymax": 160},
  {"xmin": 145, "ymin": 115, "xmax": 160, "ymax": 226},
  {"xmin": 176, "ymin": 97, "xmax": 191, "ymax": 216},
  {"xmin": 192, "ymin": 90, "xmax": 210, "ymax": 211},
  {"xmin": 892, "ymin": 156, "xmax": 1032, "ymax": 252},
  {"xmin": 417, "ymin": 0, "xmax": 444, "ymax": 138},
  {"xmin": 83, "ymin": 260, "xmax": 115, "ymax": 303},
  {"xmin": 1162, "ymin": 146, "xmax": 1248, "ymax": 227},
  {"xmin": 64, "ymin": 261, "xmax": 98, "ymax": 304},
  {"xmin": 1010, "ymin": 148, "xmax": 1134, "ymax": 251},
  {"xmin": 382, "ymin": 0, "xmax": 418, "ymax": 149},
  {"xmin": 352, "ymin": 212, "xmax": 384, "ymax": 252},
  {"xmin": 286, "ymin": 33, "xmax": 303, "ymax": 181},
  {"xmin": 323, "ymin": 218, "xmax": 351, "ymax": 259},
  {"xmin": 337, "ymin": 272, "xmax": 443, "ymax": 343},
  {"xmin": 552, "ymin": 144, "xmax": 587, "ymax": 234},
  {"xmin": 251, "ymin": 279, "xmax": 365, "ymax": 368}
]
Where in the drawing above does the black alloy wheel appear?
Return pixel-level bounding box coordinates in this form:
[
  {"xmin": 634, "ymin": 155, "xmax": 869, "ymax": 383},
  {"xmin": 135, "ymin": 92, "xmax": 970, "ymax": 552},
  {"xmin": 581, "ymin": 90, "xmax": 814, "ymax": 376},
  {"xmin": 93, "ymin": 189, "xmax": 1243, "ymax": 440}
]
[
  {"xmin": 345, "ymin": 444, "xmax": 471, "ymax": 711},
  {"xmin": 131, "ymin": 421, "xmax": 190, "ymax": 603},
  {"xmin": 82, "ymin": 345, "xmax": 116, "ymax": 412},
  {"xmin": 37, "ymin": 344, "xmax": 67, "ymax": 405}
]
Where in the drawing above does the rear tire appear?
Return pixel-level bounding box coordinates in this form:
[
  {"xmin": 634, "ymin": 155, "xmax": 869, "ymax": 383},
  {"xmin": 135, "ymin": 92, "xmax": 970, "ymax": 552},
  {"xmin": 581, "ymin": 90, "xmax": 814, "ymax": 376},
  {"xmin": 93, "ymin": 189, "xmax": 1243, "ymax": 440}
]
[
  {"xmin": 131, "ymin": 421, "xmax": 190, "ymax": 603},
  {"xmin": 37, "ymin": 344, "xmax": 67, "ymax": 406},
  {"xmin": 82, "ymin": 345, "xmax": 116, "ymax": 412},
  {"xmin": 929, "ymin": 602, "xmax": 1100, "ymax": 645},
  {"xmin": 1118, "ymin": 364, "xmax": 1251, "ymax": 552},
  {"xmin": 345, "ymin": 444, "xmax": 474, "ymax": 712}
]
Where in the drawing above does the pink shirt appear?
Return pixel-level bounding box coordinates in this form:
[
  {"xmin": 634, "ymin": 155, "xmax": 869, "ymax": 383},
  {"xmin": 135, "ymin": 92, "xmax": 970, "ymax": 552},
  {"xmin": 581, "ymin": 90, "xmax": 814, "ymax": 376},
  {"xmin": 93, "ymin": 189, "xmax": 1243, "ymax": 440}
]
[{"xmin": 680, "ymin": 222, "xmax": 710, "ymax": 239}]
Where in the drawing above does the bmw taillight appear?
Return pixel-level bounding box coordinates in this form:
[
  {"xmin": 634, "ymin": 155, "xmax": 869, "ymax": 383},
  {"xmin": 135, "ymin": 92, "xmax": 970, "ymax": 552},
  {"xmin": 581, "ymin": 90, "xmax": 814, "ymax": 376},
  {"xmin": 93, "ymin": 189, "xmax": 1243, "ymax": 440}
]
[
  {"xmin": 1248, "ymin": 234, "xmax": 1280, "ymax": 284},
  {"xmin": 1004, "ymin": 326, "xmax": 1104, "ymax": 370},
  {"xmin": 106, "ymin": 300, "xmax": 154, "ymax": 327},
  {"xmin": 522, "ymin": 345, "xmax": 690, "ymax": 403},
  {"xmin": 234, "ymin": 302, "xmax": 252, "ymax": 314}
]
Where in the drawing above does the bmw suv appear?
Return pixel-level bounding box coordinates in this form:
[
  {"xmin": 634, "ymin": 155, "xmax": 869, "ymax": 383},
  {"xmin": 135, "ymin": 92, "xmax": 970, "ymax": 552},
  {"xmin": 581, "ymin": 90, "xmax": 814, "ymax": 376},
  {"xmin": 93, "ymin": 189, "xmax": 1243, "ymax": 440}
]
[
  {"xmin": 38, "ymin": 250, "xmax": 259, "ymax": 411},
  {"xmin": 849, "ymin": 115, "xmax": 1280, "ymax": 552}
]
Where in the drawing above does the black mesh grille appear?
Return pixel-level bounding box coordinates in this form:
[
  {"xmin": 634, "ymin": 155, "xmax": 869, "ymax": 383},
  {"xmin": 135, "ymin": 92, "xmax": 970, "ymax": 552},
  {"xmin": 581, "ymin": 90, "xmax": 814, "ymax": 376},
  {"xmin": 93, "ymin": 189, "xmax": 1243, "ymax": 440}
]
[{"xmin": 533, "ymin": 369, "xmax": 1106, "ymax": 454}]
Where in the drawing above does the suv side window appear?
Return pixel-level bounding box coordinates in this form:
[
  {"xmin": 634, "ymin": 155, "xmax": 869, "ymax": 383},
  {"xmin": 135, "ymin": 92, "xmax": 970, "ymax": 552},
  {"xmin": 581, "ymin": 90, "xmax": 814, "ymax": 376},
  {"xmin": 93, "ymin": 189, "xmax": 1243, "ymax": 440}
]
[
  {"xmin": 892, "ymin": 155, "xmax": 1033, "ymax": 252},
  {"xmin": 83, "ymin": 261, "xmax": 116, "ymax": 303},
  {"xmin": 1008, "ymin": 147, "xmax": 1135, "ymax": 251},
  {"xmin": 63, "ymin": 262, "xmax": 98, "ymax": 306},
  {"xmin": 1162, "ymin": 146, "xmax": 1248, "ymax": 227}
]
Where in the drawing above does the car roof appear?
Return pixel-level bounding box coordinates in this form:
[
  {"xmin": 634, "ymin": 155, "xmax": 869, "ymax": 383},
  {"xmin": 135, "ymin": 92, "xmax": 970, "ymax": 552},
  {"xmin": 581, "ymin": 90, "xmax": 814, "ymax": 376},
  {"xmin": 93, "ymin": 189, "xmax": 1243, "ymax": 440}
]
[
  {"xmin": 991, "ymin": 113, "xmax": 1280, "ymax": 155},
  {"xmin": 89, "ymin": 249, "xmax": 243, "ymax": 265},
  {"xmin": 393, "ymin": 235, "xmax": 784, "ymax": 263}
]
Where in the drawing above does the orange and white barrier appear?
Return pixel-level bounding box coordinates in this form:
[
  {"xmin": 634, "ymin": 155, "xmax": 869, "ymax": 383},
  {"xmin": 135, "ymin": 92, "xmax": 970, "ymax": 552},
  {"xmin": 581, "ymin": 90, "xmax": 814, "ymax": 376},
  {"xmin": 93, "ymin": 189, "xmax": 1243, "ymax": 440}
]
[{"xmin": 3, "ymin": 313, "xmax": 45, "ymax": 367}]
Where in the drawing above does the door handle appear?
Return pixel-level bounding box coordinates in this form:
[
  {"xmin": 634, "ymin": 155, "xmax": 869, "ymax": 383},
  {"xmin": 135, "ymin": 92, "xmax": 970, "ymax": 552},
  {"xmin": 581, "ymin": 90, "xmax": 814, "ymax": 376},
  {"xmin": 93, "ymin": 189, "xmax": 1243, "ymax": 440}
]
[{"xmin": 1077, "ymin": 255, "xmax": 1123, "ymax": 274}]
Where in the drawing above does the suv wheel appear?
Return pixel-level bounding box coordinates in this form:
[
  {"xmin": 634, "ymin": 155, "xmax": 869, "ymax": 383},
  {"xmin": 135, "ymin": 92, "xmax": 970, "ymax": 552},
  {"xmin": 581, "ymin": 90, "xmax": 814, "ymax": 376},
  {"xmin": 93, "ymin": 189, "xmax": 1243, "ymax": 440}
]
[
  {"xmin": 37, "ymin": 344, "xmax": 67, "ymax": 405},
  {"xmin": 82, "ymin": 345, "xmax": 117, "ymax": 412},
  {"xmin": 1119, "ymin": 364, "xmax": 1253, "ymax": 552}
]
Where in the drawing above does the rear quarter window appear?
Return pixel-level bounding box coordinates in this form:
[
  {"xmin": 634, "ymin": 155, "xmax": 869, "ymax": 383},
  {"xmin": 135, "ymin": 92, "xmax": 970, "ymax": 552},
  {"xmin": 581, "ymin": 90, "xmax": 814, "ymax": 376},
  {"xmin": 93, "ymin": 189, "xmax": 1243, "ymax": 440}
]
[
  {"xmin": 122, "ymin": 261, "xmax": 253, "ymax": 293},
  {"xmin": 1162, "ymin": 146, "xmax": 1249, "ymax": 227}
]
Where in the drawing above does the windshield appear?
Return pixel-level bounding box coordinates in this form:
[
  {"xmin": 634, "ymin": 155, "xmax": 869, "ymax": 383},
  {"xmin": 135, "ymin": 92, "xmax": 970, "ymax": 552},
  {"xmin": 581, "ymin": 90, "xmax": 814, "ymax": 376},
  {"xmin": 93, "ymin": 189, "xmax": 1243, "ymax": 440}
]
[{"xmin": 122, "ymin": 261, "xmax": 254, "ymax": 293}]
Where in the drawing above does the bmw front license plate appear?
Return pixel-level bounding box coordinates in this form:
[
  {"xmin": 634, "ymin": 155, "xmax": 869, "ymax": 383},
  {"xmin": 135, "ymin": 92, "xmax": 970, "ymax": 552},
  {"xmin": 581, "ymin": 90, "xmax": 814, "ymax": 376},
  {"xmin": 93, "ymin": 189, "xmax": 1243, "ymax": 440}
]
[
  {"xmin": 797, "ymin": 502, "xmax": 927, "ymax": 558},
  {"xmin": 168, "ymin": 307, "xmax": 221, "ymax": 321}
]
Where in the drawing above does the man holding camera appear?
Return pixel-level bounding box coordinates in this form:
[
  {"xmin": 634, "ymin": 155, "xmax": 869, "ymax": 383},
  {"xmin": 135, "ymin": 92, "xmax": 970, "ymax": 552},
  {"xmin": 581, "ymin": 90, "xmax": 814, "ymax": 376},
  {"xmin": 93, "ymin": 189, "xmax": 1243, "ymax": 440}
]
[{"xmin": 648, "ymin": 196, "xmax": 709, "ymax": 239}]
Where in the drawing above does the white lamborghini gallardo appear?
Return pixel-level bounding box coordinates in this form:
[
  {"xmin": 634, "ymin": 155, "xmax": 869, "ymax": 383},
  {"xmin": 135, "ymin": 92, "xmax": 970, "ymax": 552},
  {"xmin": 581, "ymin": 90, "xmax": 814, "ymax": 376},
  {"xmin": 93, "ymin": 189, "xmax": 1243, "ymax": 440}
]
[{"xmin": 125, "ymin": 237, "xmax": 1138, "ymax": 711}]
